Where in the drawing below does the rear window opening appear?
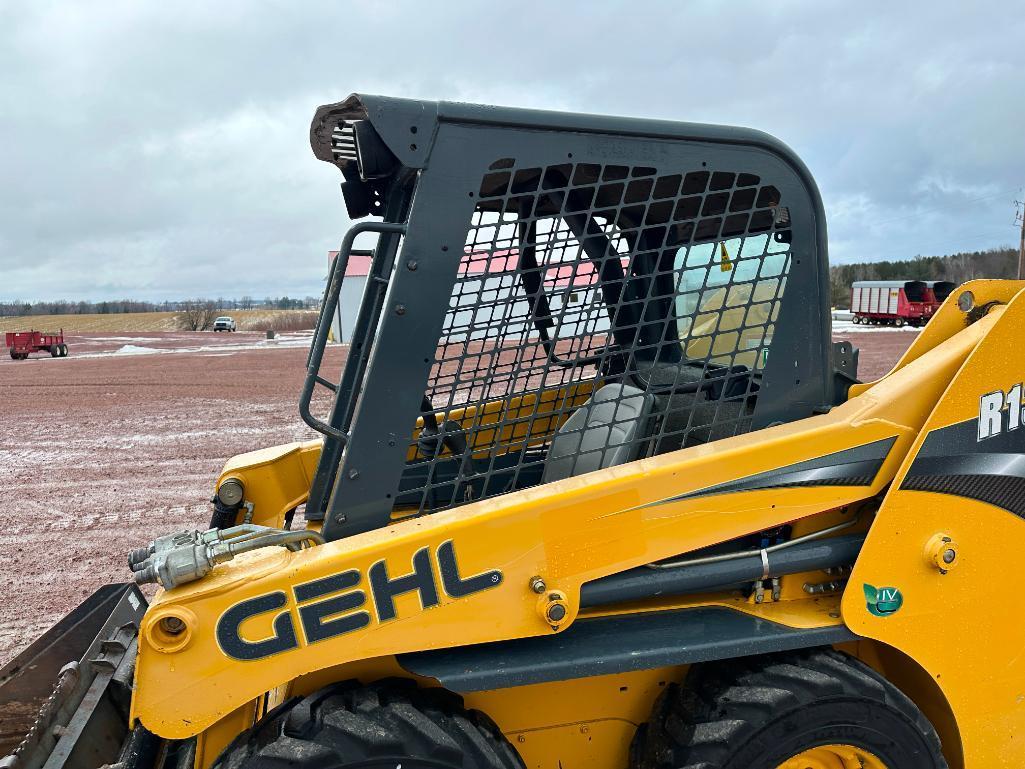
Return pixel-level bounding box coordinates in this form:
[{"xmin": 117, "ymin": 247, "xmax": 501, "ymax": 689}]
[{"xmin": 398, "ymin": 161, "xmax": 794, "ymax": 517}]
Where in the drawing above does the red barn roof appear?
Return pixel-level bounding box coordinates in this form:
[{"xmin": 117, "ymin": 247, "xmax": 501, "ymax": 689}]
[
  {"xmin": 328, "ymin": 251, "xmax": 373, "ymax": 277},
  {"xmin": 328, "ymin": 248, "xmax": 617, "ymax": 287}
]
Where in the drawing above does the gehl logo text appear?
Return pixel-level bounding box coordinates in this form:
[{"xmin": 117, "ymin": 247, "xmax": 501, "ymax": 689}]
[
  {"xmin": 216, "ymin": 540, "xmax": 502, "ymax": 661},
  {"xmin": 978, "ymin": 383, "xmax": 1025, "ymax": 441}
]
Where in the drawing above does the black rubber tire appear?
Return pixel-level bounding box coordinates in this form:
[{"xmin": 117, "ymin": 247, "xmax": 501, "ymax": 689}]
[
  {"xmin": 631, "ymin": 649, "xmax": 947, "ymax": 769},
  {"xmin": 215, "ymin": 679, "xmax": 524, "ymax": 769},
  {"xmin": 49, "ymin": 345, "xmax": 59, "ymax": 357}
]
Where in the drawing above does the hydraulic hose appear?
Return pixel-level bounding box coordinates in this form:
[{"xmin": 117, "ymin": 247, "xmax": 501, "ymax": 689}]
[{"xmin": 579, "ymin": 533, "xmax": 865, "ymax": 608}]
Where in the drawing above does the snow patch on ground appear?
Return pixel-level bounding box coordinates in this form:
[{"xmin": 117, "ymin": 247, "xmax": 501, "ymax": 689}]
[
  {"xmin": 75, "ymin": 332, "xmax": 317, "ymax": 359},
  {"xmin": 116, "ymin": 344, "xmax": 163, "ymax": 355},
  {"xmin": 0, "ymin": 447, "xmax": 92, "ymax": 467},
  {"xmin": 90, "ymin": 336, "xmax": 167, "ymax": 343},
  {"xmin": 832, "ymin": 320, "xmax": 922, "ymax": 334},
  {"xmin": 120, "ymin": 426, "xmax": 272, "ymax": 446}
]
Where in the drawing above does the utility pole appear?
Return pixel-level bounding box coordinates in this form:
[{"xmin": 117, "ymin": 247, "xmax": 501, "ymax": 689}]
[{"xmin": 1017, "ymin": 198, "xmax": 1025, "ymax": 279}]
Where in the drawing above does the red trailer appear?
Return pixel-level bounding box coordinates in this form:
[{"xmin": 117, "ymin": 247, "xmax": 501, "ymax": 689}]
[
  {"xmin": 850, "ymin": 280, "xmax": 935, "ymax": 327},
  {"xmin": 6, "ymin": 330, "xmax": 68, "ymax": 360},
  {"xmin": 927, "ymin": 280, "xmax": 956, "ymax": 306}
]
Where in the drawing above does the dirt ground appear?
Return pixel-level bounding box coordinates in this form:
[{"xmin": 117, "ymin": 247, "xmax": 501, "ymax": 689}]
[
  {"xmin": 0, "ymin": 332, "xmax": 345, "ymax": 666},
  {"xmin": 831, "ymin": 326, "xmax": 918, "ymax": 382},
  {"xmin": 0, "ymin": 329, "xmax": 915, "ymax": 667},
  {"xmin": 0, "ymin": 309, "xmax": 317, "ymax": 333}
]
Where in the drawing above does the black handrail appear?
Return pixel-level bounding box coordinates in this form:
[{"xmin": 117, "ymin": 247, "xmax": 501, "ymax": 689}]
[
  {"xmin": 305, "ymin": 247, "xmax": 372, "ymax": 369},
  {"xmin": 299, "ymin": 220, "xmax": 407, "ymax": 440}
]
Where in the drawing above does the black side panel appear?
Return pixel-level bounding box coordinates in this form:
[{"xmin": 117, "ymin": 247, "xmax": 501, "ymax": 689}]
[
  {"xmin": 398, "ymin": 607, "xmax": 857, "ymax": 692},
  {"xmin": 901, "ymin": 418, "xmax": 1025, "ymax": 519},
  {"xmin": 646, "ymin": 436, "xmax": 897, "ymax": 505}
]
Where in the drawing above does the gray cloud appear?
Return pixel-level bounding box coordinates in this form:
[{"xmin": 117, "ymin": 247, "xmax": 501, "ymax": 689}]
[{"xmin": 2, "ymin": 0, "xmax": 1023, "ymax": 301}]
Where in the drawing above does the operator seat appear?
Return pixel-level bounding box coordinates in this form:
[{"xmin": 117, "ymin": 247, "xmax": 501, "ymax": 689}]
[{"xmin": 542, "ymin": 384, "xmax": 655, "ymax": 483}]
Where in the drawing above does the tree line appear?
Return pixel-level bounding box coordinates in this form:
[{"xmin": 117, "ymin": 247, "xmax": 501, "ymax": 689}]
[
  {"xmin": 0, "ymin": 295, "xmax": 320, "ymax": 317},
  {"xmin": 829, "ymin": 247, "xmax": 1019, "ymax": 308},
  {"xmin": 5, "ymin": 246, "xmax": 1019, "ymax": 317}
]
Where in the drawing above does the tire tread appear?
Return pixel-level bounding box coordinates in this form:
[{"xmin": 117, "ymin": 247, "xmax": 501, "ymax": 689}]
[
  {"xmin": 631, "ymin": 649, "xmax": 947, "ymax": 769},
  {"xmin": 215, "ymin": 680, "xmax": 523, "ymax": 769}
]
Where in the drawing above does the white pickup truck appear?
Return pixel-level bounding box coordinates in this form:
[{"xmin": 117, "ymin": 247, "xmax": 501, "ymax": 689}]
[{"xmin": 213, "ymin": 316, "xmax": 237, "ymax": 332}]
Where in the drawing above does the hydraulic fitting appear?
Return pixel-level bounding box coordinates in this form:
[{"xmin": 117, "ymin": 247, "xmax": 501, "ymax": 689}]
[{"xmin": 130, "ymin": 524, "xmax": 324, "ymax": 589}]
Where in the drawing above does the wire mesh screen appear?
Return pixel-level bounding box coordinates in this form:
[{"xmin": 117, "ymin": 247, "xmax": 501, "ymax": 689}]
[{"xmin": 395, "ymin": 159, "xmax": 793, "ymax": 516}]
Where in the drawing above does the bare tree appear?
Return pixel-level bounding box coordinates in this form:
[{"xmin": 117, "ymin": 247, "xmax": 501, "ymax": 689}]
[
  {"xmin": 177, "ymin": 299, "xmax": 219, "ymax": 331},
  {"xmin": 949, "ymin": 252, "xmax": 976, "ymax": 284}
]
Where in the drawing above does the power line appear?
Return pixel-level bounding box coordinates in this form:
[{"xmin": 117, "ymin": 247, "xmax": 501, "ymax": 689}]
[{"xmin": 1015, "ymin": 197, "xmax": 1025, "ymax": 280}]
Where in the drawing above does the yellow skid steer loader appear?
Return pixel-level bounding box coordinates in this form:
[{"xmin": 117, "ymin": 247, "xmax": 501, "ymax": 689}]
[{"xmin": 4, "ymin": 94, "xmax": 1025, "ymax": 769}]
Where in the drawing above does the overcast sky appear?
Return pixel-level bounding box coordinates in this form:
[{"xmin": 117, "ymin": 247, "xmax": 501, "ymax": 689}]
[{"xmin": 2, "ymin": 1, "xmax": 1023, "ymax": 301}]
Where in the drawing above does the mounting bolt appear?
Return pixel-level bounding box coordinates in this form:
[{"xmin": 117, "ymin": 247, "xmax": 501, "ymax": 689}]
[
  {"xmin": 406, "ymin": 259, "xmax": 418, "ymax": 271},
  {"xmin": 348, "ymin": 469, "xmax": 359, "ymax": 480},
  {"xmin": 957, "ymin": 290, "xmax": 975, "ymax": 312},
  {"xmin": 529, "ymin": 576, "xmax": 546, "ymax": 594},
  {"xmin": 395, "ymin": 304, "xmax": 406, "ymax": 315},
  {"xmin": 537, "ymin": 588, "xmax": 569, "ymax": 629},
  {"xmin": 160, "ymin": 616, "xmax": 186, "ymax": 635},
  {"xmin": 925, "ymin": 533, "xmax": 959, "ymax": 574},
  {"xmin": 546, "ymin": 603, "xmax": 567, "ymax": 623},
  {"xmin": 334, "ymin": 514, "xmax": 347, "ymax": 524}
]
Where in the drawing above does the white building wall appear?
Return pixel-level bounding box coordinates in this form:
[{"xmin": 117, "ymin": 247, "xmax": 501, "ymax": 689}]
[
  {"xmin": 327, "ymin": 270, "xmax": 607, "ymax": 346},
  {"xmin": 329, "ymin": 277, "xmax": 368, "ymax": 344},
  {"xmin": 441, "ymin": 275, "xmax": 608, "ymax": 342}
]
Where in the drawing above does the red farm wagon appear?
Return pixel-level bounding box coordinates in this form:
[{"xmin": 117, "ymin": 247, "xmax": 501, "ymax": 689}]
[
  {"xmin": 6, "ymin": 330, "xmax": 69, "ymax": 360},
  {"xmin": 927, "ymin": 280, "xmax": 956, "ymax": 305},
  {"xmin": 850, "ymin": 280, "xmax": 947, "ymax": 327}
]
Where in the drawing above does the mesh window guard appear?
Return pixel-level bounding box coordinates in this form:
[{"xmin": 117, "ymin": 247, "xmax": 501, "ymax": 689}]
[{"xmin": 395, "ymin": 160, "xmax": 793, "ymax": 518}]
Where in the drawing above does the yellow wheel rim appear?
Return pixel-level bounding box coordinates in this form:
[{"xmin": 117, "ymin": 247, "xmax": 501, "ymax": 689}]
[{"xmin": 776, "ymin": 743, "xmax": 889, "ymax": 769}]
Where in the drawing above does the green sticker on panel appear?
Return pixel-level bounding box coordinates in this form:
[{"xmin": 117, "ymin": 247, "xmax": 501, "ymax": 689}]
[{"xmin": 864, "ymin": 583, "xmax": 903, "ymax": 617}]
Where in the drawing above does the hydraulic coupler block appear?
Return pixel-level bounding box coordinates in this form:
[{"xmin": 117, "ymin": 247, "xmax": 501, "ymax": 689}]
[{"xmin": 129, "ymin": 524, "xmax": 324, "ymax": 589}]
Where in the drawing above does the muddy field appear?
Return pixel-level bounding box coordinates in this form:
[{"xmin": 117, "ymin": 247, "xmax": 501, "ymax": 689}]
[
  {"xmin": 0, "ymin": 329, "xmax": 915, "ymax": 667},
  {"xmin": 0, "ymin": 309, "xmax": 318, "ymax": 333},
  {"xmin": 0, "ymin": 331, "xmax": 345, "ymax": 666}
]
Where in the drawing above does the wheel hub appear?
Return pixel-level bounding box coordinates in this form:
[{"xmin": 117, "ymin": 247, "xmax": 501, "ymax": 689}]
[{"xmin": 776, "ymin": 744, "xmax": 888, "ymax": 769}]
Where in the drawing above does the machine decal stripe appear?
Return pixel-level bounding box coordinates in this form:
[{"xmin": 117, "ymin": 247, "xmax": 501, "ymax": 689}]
[
  {"xmin": 644, "ymin": 436, "xmax": 897, "ymax": 506},
  {"xmin": 901, "ymin": 418, "xmax": 1025, "ymax": 518}
]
